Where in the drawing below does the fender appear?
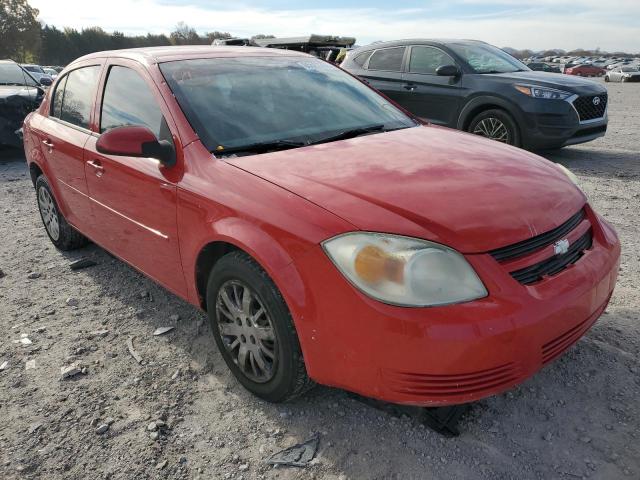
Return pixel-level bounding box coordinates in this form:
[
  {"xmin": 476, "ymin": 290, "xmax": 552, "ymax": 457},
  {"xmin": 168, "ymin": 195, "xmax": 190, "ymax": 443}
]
[
  {"xmin": 186, "ymin": 216, "xmax": 318, "ymax": 366},
  {"xmin": 457, "ymin": 94, "xmax": 525, "ymax": 131}
]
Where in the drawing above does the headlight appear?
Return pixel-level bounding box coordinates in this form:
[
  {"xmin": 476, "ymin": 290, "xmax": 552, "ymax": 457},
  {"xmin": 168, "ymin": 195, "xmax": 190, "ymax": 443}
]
[
  {"xmin": 322, "ymin": 232, "xmax": 487, "ymax": 307},
  {"xmin": 514, "ymin": 84, "xmax": 572, "ymax": 100}
]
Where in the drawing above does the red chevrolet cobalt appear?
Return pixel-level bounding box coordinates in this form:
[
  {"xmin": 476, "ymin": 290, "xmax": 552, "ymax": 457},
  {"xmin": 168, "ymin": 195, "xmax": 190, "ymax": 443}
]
[{"xmin": 23, "ymin": 46, "xmax": 620, "ymax": 405}]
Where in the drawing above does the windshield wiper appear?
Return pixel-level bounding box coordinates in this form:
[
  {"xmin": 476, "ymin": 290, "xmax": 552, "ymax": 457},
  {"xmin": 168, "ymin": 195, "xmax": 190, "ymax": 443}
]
[
  {"xmin": 216, "ymin": 139, "xmax": 306, "ymax": 155},
  {"xmin": 308, "ymin": 124, "xmax": 386, "ymax": 146}
]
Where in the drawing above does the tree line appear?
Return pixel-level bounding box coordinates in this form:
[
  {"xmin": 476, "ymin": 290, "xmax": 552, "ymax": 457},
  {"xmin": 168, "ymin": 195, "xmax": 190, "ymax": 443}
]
[{"xmin": 1, "ymin": 0, "xmax": 273, "ymax": 65}]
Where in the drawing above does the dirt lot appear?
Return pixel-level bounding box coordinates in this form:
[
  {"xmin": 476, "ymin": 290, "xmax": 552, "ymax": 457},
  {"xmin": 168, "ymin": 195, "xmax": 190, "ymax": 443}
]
[{"xmin": 1, "ymin": 79, "xmax": 639, "ymax": 480}]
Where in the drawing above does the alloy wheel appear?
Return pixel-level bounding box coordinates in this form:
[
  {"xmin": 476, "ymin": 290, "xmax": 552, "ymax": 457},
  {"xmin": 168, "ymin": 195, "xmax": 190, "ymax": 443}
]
[
  {"xmin": 215, "ymin": 280, "xmax": 277, "ymax": 383},
  {"xmin": 38, "ymin": 186, "xmax": 60, "ymax": 241},
  {"xmin": 472, "ymin": 117, "xmax": 510, "ymax": 143}
]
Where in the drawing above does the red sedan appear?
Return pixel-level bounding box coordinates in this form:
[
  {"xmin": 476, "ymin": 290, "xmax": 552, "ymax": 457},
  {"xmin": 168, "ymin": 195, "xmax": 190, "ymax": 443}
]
[
  {"xmin": 23, "ymin": 46, "xmax": 620, "ymax": 406},
  {"xmin": 565, "ymin": 64, "xmax": 606, "ymax": 77}
]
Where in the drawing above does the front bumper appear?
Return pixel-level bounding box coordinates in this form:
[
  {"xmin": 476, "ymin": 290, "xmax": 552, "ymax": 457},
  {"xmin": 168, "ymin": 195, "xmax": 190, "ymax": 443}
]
[
  {"xmin": 515, "ymin": 94, "xmax": 608, "ymax": 150},
  {"xmin": 290, "ymin": 209, "xmax": 620, "ymax": 406}
]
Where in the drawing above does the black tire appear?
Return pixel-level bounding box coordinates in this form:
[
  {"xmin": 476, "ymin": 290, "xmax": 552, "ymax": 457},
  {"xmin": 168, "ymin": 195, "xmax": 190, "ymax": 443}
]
[
  {"xmin": 604, "ymin": 76, "xmax": 610, "ymax": 82},
  {"xmin": 206, "ymin": 251, "xmax": 314, "ymax": 402},
  {"xmin": 467, "ymin": 109, "xmax": 520, "ymax": 147},
  {"xmin": 35, "ymin": 175, "xmax": 88, "ymax": 250}
]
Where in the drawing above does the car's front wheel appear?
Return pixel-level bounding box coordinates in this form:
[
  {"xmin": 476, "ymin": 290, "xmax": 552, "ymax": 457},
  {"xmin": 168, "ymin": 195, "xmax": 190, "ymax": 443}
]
[
  {"xmin": 604, "ymin": 75, "xmax": 610, "ymax": 82},
  {"xmin": 35, "ymin": 175, "xmax": 88, "ymax": 250},
  {"xmin": 468, "ymin": 109, "xmax": 520, "ymax": 147},
  {"xmin": 206, "ymin": 251, "xmax": 314, "ymax": 402}
]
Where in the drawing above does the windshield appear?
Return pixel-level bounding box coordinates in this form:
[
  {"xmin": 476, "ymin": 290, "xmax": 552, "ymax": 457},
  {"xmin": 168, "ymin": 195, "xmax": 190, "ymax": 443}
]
[
  {"xmin": 160, "ymin": 56, "xmax": 416, "ymax": 154},
  {"xmin": 622, "ymin": 67, "xmax": 638, "ymax": 72},
  {"xmin": 448, "ymin": 43, "xmax": 529, "ymax": 74},
  {"xmin": 0, "ymin": 63, "xmax": 38, "ymax": 87}
]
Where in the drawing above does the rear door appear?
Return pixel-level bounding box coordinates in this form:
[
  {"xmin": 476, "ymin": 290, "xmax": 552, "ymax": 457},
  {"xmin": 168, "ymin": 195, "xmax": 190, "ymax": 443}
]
[
  {"xmin": 358, "ymin": 47, "xmax": 408, "ymax": 105},
  {"xmin": 30, "ymin": 61, "xmax": 103, "ymax": 228},
  {"xmin": 400, "ymin": 46, "xmax": 464, "ymax": 127},
  {"xmin": 83, "ymin": 59, "xmax": 187, "ymax": 296}
]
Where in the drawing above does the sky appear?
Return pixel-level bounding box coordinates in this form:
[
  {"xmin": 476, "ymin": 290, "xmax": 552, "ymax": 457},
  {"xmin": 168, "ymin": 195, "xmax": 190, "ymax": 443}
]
[{"xmin": 29, "ymin": 0, "xmax": 640, "ymax": 52}]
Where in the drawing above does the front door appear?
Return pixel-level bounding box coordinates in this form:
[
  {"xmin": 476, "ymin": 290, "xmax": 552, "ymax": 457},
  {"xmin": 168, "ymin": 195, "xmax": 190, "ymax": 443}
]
[
  {"xmin": 84, "ymin": 61, "xmax": 187, "ymax": 296},
  {"xmin": 400, "ymin": 46, "xmax": 464, "ymax": 127}
]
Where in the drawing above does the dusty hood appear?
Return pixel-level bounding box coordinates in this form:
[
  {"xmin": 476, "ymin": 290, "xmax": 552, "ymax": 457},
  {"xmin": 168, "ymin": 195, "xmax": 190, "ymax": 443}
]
[
  {"xmin": 226, "ymin": 126, "xmax": 586, "ymax": 253},
  {"xmin": 486, "ymin": 71, "xmax": 606, "ymax": 94}
]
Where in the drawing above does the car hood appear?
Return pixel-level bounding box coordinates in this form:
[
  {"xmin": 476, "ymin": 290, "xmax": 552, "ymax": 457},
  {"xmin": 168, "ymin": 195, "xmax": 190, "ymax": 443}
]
[
  {"xmin": 226, "ymin": 126, "xmax": 585, "ymax": 253},
  {"xmin": 486, "ymin": 71, "xmax": 605, "ymax": 94},
  {"xmin": 0, "ymin": 85, "xmax": 40, "ymax": 99}
]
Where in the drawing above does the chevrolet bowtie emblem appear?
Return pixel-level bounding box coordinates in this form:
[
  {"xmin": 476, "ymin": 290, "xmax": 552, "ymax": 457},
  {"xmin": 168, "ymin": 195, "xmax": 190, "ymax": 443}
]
[{"xmin": 553, "ymin": 239, "xmax": 570, "ymax": 255}]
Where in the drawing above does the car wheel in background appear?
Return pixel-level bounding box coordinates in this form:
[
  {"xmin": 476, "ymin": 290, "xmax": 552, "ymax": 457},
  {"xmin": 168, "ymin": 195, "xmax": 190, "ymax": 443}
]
[
  {"xmin": 468, "ymin": 109, "xmax": 520, "ymax": 147},
  {"xmin": 206, "ymin": 251, "xmax": 315, "ymax": 402},
  {"xmin": 35, "ymin": 175, "xmax": 88, "ymax": 250},
  {"xmin": 604, "ymin": 76, "xmax": 610, "ymax": 82}
]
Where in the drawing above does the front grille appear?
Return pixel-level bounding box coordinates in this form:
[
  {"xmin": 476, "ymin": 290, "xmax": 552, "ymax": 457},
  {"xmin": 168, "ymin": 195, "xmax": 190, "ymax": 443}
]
[
  {"xmin": 489, "ymin": 210, "xmax": 585, "ymax": 262},
  {"xmin": 573, "ymin": 94, "xmax": 607, "ymax": 121},
  {"xmin": 510, "ymin": 229, "xmax": 592, "ymax": 285}
]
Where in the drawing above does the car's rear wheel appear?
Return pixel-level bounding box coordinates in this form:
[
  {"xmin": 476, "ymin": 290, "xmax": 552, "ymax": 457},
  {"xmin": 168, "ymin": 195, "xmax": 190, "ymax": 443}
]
[
  {"xmin": 604, "ymin": 76, "xmax": 610, "ymax": 82},
  {"xmin": 206, "ymin": 251, "xmax": 314, "ymax": 402},
  {"xmin": 468, "ymin": 109, "xmax": 520, "ymax": 147},
  {"xmin": 35, "ymin": 175, "xmax": 88, "ymax": 250}
]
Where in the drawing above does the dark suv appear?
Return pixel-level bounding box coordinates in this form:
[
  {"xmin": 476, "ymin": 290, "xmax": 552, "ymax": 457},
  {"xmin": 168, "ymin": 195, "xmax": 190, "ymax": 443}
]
[{"xmin": 341, "ymin": 40, "xmax": 608, "ymax": 150}]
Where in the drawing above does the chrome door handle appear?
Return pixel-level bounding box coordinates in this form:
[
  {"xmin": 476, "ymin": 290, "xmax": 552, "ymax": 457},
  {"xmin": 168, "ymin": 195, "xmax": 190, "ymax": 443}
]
[
  {"xmin": 87, "ymin": 160, "xmax": 104, "ymax": 176},
  {"xmin": 42, "ymin": 139, "xmax": 54, "ymax": 150},
  {"xmin": 403, "ymin": 84, "xmax": 417, "ymax": 91}
]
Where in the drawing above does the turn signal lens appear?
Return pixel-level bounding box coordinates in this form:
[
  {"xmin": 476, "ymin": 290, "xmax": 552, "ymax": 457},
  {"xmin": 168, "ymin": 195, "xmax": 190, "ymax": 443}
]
[{"xmin": 354, "ymin": 245, "xmax": 405, "ymax": 284}]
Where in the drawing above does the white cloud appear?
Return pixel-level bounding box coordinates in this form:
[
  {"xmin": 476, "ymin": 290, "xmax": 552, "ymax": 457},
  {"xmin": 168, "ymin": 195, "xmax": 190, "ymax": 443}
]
[{"xmin": 29, "ymin": 0, "xmax": 640, "ymax": 52}]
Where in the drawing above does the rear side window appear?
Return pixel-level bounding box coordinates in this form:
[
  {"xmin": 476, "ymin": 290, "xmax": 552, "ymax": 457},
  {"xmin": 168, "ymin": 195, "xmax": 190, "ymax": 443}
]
[
  {"xmin": 409, "ymin": 46, "xmax": 456, "ymax": 75},
  {"xmin": 51, "ymin": 75, "xmax": 68, "ymax": 118},
  {"xmin": 100, "ymin": 66, "xmax": 170, "ymax": 141},
  {"xmin": 353, "ymin": 51, "xmax": 373, "ymax": 67},
  {"xmin": 367, "ymin": 47, "xmax": 405, "ymax": 72},
  {"xmin": 56, "ymin": 66, "xmax": 101, "ymax": 129}
]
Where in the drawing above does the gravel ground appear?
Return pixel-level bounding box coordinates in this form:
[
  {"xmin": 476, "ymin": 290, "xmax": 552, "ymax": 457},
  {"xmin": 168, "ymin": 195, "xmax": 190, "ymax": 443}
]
[{"xmin": 1, "ymin": 79, "xmax": 639, "ymax": 480}]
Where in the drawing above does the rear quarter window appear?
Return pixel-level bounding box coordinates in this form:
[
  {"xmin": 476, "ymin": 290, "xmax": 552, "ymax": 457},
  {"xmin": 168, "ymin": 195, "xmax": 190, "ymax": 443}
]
[{"xmin": 353, "ymin": 51, "xmax": 373, "ymax": 67}]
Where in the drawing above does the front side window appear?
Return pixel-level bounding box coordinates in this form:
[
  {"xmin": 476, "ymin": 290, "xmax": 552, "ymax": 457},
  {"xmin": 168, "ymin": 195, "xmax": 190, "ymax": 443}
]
[
  {"xmin": 159, "ymin": 57, "xmax": 415, "ymax": 153},
  {"xmin": 100, "ymin": 66, "xmax": 170, "ymax": 141},
  {"xmin": 367, "ymin": 47, "xmax": 405, "ymax": 72},
  {"xmin": 409, "ymin": 46, "xmax": 456, "ymax": 75},
  {"xmin": 58, "ymin": 66, "xmax": 101, "ymax": 129},
  {"xmin": 448, "ymin": 42, "xmax": 529, "ymax": 74}
]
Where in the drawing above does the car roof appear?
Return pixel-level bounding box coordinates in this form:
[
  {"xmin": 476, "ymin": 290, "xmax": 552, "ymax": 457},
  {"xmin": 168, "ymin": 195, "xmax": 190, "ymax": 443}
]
[
  {"xmin": 71, "ymin": 45, "xmax": 309, "ymax": 67},
  {"xmin": 352, "ymin": 39, "xmax": 487, "ymax": 52}
]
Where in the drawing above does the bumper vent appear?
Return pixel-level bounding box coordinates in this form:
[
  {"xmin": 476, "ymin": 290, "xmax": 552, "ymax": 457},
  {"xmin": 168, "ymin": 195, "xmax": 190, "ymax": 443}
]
[
  {"xmin": 510, "ymin": 229, "xmax": 592, "ymax": 285},
  {"xmin": 489, "ymin": 210, "xmax": 585, "ymax": 262},
  {"xmin": 383, "ymin": 363, "xmax": 522, "ymax": 398},
  {"xmin": 573, "ymin": 94, "xmax": 607, "ymax": 121}
]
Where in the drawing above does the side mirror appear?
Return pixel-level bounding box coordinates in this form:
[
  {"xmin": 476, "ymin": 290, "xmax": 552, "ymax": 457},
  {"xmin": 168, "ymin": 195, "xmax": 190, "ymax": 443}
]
[
  {"xmin": 40, "ymin": 75, "xmax": 53, "ymax": 87},
  {"xmin": 436, "ymin": 65, "xmax": 461, "ymax": 77},
  {"xmin": 96, "ymin": 125, "xmax": 176, "ymax": 168}
]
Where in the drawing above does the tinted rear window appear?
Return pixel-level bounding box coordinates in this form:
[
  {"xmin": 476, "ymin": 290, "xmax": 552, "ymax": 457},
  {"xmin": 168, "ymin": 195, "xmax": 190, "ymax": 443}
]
[
  {"xmin": 367, "ymin": 48, "xmax": 405, "ymax": 72},
  {"xmin": 58, "ymin": 66, "xmax": 101, "ymax": 129}
]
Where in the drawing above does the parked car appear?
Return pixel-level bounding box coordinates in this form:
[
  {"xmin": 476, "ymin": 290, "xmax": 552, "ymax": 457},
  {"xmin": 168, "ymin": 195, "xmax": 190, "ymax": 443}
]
[
  {"xmin": 564, "ymin": 64, "xmax": 606, "ymax": 77},
  {"xmin": 341, "ymin": 39, "xmax": 608, "ymax": 150},
  {"xmin": 526, "ymin": 62, "xmax": 562, "ymax": 73},
  {"xmin": 20, "ymin": 64, "xmax": 54, "ymax": 85},
  {"xmin": 42, "ymin": 67, "xmax": 59, "ymax": 79},
  {"xmin": 0, "ymin": 60, "xmax": 46, "ymax": 147},
  {"xmin": 605, "ymin": 66, "xmax": 640, "ymax": 83},
  {"xmin": 23, "ymin": 46, "xmax": 620, "ymax": 406}
]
